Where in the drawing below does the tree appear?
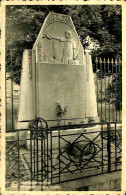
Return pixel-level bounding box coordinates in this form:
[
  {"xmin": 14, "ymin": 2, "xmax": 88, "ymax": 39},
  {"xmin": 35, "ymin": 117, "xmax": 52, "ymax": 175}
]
[
  {"xmin": 91, "ymin": 5, "xmax": 121, "ymax": 59},
  {"xmin": 6, "ymin": 5, "xmax": 121, "ymax": 84}
]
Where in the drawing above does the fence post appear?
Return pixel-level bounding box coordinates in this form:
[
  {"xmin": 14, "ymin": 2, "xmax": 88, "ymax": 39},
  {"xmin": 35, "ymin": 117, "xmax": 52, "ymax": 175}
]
[
  {"xmin": 100, "ymin": 58, "xmax": 102, "ymax": 122},
  {"xmin": 10, "ymin": 49, "xmax": 14, "ymax": 129},
  {"xmin": 95, "ymin": 57, "xmax": 98, "ymax": 114},
  {"xmin": 58, "ymin": 122, "xmax": 61, "ymax": 183},
  {"xmin": 50, "ymin": 129, "xmax": 53, "ymax": 185},
  {"xmin": 30, "ymin": 130, "xmax": 33, "ymax": 190},
  {"xmin": 17, "ymin": 130, "xmax": 20, "ymax": 190},
  {"xmin": 103, "ymin": 58, "xmax": 106, "ymax": 122},
  {"xmin": 107, "ymin": 122, "xmax": 111, "ymax": 173}
]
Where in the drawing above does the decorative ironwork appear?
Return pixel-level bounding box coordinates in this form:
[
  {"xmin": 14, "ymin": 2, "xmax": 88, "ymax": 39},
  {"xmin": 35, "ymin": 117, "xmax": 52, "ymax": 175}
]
[
  {"xmin": 103, "ymin": 130, "xmax": 122, "ymax": 143},
  {"xmin": 6, "ymin": 141, "xmax": 29, "ymax": 190},
  {"xmin": 5, "ymin": 122, "xmax": 122, "ymax": 190},
  {"xmin": 49, "ymin": 123, "xmax": 122, "ymax": 184},
  {"xmin": 29, "ymin": 117, "xmax": 48, "ymax": 140},
  {"xmin": 65, "ymin": 141, "xmax": 96, "ymax": 164}
]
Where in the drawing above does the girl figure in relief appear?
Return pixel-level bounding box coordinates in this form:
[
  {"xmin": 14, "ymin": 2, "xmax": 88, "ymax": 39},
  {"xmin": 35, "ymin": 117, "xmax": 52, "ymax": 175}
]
[{"xmin": 46, "ymin": 30, "xmax": 76, "ymax": 64}]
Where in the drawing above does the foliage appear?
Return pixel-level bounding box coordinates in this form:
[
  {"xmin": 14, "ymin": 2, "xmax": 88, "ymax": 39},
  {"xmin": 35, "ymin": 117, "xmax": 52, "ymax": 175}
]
[
  {"xmin": 56, "ymin": 102, "xmax": 68, "ymax": 119},
  {"xmin": 91, "ymin": 5, "xmax": 121, "ymax": 59},
  {"xmin": 88, "ymin": 117, "xmax": 95, "ymax": 124},
  {"xmin": 106, "ymin": 74, "xmax": 122, "ymax": 110},
  {"xmin": 6, "ymin": 5, "xmax": 121, "ymax": 84}
]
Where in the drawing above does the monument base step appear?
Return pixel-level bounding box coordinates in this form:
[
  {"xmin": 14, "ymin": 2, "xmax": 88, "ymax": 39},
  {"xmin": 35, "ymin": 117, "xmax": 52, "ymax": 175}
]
[
  {"xmin": 18, "ymin": 134, "xmax": 121, "ymax": 190},
  {"xmin": 6, "ymin": 169, "xmax": 121, "ymax": 191},
  {"xmin": 5, "ymin": 132, "xmax": 17, "ymax": 141}
]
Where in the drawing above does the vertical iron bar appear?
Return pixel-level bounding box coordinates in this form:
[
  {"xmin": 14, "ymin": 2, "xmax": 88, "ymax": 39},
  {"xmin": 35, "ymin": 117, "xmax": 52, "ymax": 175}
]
[
  {"xmin": 115, "ymin": 59, "xmax": 118, "ymax": 121},
  {"xmin": 101, "ymin": 124, "xmax": 104, "ymax": 173},
  {"xmin": 108, "ymin": 59, "xmax": 110, "ymax": 122},
  {"xmin": 107, "ymin": 123, "xmax": 111, "ymax": 173},
  {"xmin": 43, "ymin": 135, "xmax": 46, "ymax": 186},
  {"xmin": 95, "ymin": 57, "xmax": 99, "ymax": 114},
  {"xmin": 10, "ymin": 49, "xmax": 14, "ymax": 129},
  {"xmin": 111, "ymin": 58, "xmax": 114, "ymax": 121},
  {"xmin": 115, "ymin": 123, "xmax": 117, "ymax": 171},
  {"xmin": 5, "ymin": 67, "xmax": 7, "ymax": 130},
  {"xmin": 33, "ymin": 130, "xmax": 35, "ymax": 178},
  {"xmin": 118, "ymin": 59, "xmax": 121, "ymax": 121},
  {"xmin": 44, "ymin": 137, "xmax": 46, "ymax": 171},
  {"xmin": 30, "ymin": 130, "xmax": 33, "ymax": 190},
  {"xmin": 100, "ymin": 58, "xmax": 102, "ymax": 122},
  {"xmin": 36, "ymin": 124, "xmax": 39, "ymax": 181},
  {"xmin": 17, "ymin": 131, "xmax": 20, "ymax": 190},
  {"xmin": 50, "ymin": 130, "xmax": 53, "ymax": 185},
  {"xmin": 35, "ymin": 49, "xmax": 37, "ymax": 118},
  {"xmin": 47, "ymin": 128, "xmax": 49, "ymax": 183},
  {"xmin": 41, "ymin": 128, "xmax": 43, "ymax": 191},
  {"xmin": 104, "ymin": 58, "xmax": 106, "ymax": 122},
  {"xmin": 58, "ymin": 125, "xmax": 61, "ymax": 183}
]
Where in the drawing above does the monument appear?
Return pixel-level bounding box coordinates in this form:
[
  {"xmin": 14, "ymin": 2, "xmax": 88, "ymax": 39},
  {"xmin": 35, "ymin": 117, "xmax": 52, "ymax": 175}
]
[{"xmin": 16, "ymin": 12, "xmax": 98, "ymax": 144}]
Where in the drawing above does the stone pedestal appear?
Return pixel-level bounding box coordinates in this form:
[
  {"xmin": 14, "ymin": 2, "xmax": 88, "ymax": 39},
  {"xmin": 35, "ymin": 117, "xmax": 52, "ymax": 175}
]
[
  {"xmin": 16, "ymin": 121, "xmax": 29, "ymax": 146},
  {"xmin": 35, "ymin": 63, "xmax": 86, "ymax": 122},
  {"xmin": 16, "ymin": 49, "xmax": 34, "ymax": 144}
]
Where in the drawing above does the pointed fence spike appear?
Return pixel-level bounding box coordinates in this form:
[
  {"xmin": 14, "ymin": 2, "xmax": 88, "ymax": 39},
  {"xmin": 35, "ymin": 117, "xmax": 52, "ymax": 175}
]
[
  {"xmin": 95, "ymin": 57, "xmax": 98, "ymax": 63},
  {"xmin": 119, "ymin": 58, "xmax": 121, "ymax": 64},
  {"xmin": 107, "ymin": 58, "xmax": 110, "ymax": 64},
  {"xmin": 111, "ymin": 58, "xmax": 114, "ymax": 64},
  {"xmin": 115, "ymin": 58, "xmax": 118, "ymax": 65},
  {"xmin": 103, "ymin": 58, "xmax": 106, "ymax": 64},
  {"xmin": 99, "ymin": 57, "xmax": 102, "ymax": 64}
]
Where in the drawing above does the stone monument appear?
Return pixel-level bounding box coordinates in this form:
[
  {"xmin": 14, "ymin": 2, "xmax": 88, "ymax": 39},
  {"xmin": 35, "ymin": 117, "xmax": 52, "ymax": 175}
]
[{"xmin": 16, "ymin": 13, "xmax": 98, "ymax": 143}]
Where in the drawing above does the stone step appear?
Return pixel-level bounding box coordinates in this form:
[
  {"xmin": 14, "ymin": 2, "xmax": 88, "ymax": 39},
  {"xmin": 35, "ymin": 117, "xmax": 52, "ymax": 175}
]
[
  {"xmin": 6, "ymin": 171, "xmax": 121, "ymax": 191},
  {"xmin": 5, "ymin": 132, "xmax": 17, "ymax": 141}
]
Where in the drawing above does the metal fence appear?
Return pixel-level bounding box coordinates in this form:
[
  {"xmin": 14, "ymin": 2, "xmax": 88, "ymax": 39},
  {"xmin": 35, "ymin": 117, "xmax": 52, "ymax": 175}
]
[
  {"xmin": 94, "ymin": 57, "xmax": 122, "ymax": 122},
  {"xmin": 6, "ymin": 120, "xmax": 122, "ymax": 190}
]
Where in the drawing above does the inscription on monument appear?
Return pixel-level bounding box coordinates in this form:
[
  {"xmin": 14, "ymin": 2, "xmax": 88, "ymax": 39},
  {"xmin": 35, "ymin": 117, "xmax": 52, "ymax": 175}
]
[{"xmin": 46, "ymin": 13, "xmax": 71, "ymax": 25}]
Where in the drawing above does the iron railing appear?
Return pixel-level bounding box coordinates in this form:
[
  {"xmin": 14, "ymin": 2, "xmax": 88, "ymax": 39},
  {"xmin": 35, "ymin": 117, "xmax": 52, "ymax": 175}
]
[
  {"xmin": 94, "ymin": 57, "xmax": 122, "ymax": 122},
  {"xmin": 6, "ymin": 121, "xmax": 122, "ymax": 191}
]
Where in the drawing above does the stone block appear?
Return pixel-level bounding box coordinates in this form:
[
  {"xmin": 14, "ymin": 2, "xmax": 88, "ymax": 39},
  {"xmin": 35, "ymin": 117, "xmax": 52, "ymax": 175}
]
[{"xmin": 36, "ymin": 63, "xmax": 86, "ymax": 122}]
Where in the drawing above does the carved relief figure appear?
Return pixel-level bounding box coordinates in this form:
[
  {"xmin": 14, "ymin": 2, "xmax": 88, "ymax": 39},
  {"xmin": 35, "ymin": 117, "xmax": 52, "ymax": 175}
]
[{"xmin": 43, "ymin": 30, "xmax": 77, "ymax": 64}]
